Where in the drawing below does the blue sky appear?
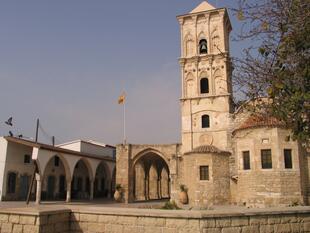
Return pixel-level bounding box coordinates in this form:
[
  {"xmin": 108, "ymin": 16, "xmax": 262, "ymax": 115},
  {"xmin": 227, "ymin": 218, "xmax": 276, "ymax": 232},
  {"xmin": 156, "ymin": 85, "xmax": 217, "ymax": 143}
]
[{"xmin": 0, "ymin": 0, "xmax": 244, "ymax": 145}]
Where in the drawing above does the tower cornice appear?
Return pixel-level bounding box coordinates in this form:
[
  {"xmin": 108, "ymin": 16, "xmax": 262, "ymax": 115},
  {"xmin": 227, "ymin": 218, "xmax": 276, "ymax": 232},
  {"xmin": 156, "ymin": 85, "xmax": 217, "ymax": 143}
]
[
  {"xmin": 176, "ymin": 7, "xmax": 226, "ymax": 20},
  {"xmin": 180, "ymin": 93, "xmax": 231, "ymax": 102},
  {"xmin": 178, "ymin": 53, "xmax": 230, "ymax": 64}
]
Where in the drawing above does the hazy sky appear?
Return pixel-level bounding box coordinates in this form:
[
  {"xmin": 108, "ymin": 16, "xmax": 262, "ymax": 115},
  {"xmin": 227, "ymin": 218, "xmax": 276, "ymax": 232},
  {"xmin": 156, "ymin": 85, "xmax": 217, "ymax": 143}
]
[{"xmin": 0, "ymin": 0, "xmax": 244, "ymax": 145}]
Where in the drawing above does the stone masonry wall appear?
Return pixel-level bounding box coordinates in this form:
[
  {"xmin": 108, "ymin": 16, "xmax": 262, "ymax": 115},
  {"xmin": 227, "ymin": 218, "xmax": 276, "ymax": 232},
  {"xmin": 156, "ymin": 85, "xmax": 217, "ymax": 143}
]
[
  {"xmin": 0, "ymin": 207, "xmax": 310, "ymax": 233},
  {"xmin": 0, "ymin": 209, "xmax": 70, "ymax": 233},
  {"xmin": 69, "ymin": 209, "xmax": 310, "ymax": 233}
]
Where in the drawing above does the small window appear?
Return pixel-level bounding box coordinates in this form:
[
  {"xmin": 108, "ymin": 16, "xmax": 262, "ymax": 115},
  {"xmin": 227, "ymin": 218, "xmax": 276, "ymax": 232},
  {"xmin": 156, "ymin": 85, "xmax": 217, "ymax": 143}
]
[
  {"xmin": 199, "ymin": 39, "xmax": 208, "ymax": 54},
  {"xmin": 24, "ymin": 154, "xmax": 31, "ymax": 164},
  {"xmin": 200, "ymin": 78, "xmax": 209, "ymax": 94},
  {"xmin": 243, "ymin": 151, "xmax": 250, "ymax": 170},
  {"xmin": 54, "ymin": 156, "xmax": 59, "ymax": 167},
  {"xmin": 200, "ymin": 166, "xmax": 209, "ymax": 180},
  {"xmin": 284, "ymin": 149, "xmax": 292, "ymax": 169},
  {"xmin": 261, "ymin": 149, "xmax": 272, "ymax": 169},
  {"xmin": 7, "ymin": 172, "xmax": 16, "ymax": 194},
  {"xmin": 202, "ymin": 115, "xmax": 210, "ymax": 128}
]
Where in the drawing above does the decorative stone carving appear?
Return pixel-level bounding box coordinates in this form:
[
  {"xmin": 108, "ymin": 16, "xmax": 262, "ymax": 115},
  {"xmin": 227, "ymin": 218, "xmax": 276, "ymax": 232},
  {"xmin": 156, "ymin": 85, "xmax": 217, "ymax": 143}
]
[{"xmin": 199, "ymin": 134, "xmax": 214, "ymax": 145}]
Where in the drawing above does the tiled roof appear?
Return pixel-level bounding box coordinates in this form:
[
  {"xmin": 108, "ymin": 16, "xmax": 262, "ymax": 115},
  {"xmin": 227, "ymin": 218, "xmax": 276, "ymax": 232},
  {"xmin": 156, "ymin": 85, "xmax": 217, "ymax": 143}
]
[
  {"xmin": 190, "ymin": 1, "xmax": 215, "ymax": 13},
  {"xmin": 184, "ymin": 145, "xmax": 230, "ymax": 155},
  {"xmin": 234, "ymin": 114, "xmax": 285, "ymax": 133}
]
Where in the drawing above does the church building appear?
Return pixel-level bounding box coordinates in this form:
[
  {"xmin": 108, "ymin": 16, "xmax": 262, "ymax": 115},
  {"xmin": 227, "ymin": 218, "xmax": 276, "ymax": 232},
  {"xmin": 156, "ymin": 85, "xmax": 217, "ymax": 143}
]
[{"xmin": 116, "ymin": 1, "xmax": 310, "ymax": 208}]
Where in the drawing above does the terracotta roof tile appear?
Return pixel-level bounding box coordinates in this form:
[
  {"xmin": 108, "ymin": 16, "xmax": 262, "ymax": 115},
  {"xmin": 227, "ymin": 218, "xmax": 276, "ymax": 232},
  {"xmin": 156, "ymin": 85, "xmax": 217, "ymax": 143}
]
[
  {"xmin": 184, "ymin": 145, "xmax": 230, "ymax": 155},
  {"xmin": 234, "ymin": 114, "xmax": 285, "ymax": 133}
]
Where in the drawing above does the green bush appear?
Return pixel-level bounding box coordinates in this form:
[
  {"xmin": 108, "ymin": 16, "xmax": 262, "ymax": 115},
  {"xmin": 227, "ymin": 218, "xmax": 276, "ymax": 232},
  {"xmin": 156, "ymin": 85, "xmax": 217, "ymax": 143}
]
[{"xmin": 161, "ymin": 201, "xmax": 181, "ymax": 210}]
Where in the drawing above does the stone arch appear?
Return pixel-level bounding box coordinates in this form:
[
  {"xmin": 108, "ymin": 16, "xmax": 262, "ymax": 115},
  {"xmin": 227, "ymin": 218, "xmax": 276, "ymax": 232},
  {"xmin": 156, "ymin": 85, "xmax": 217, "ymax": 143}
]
[
  {"xmin": 133, "ymin": 148, "xmax": 169, "ymax": 166},
  {"xmin": 211, "ymin": 27, "xmax": 220, "ymax": 53},
  {"xmin": 94, "ymin": 161, "xmax": 111, "ymax": 198},
  {"xmin": 197, "ymin": 15, "xmax": 206, "ymax": 24},
  {"xmin": 213, "ymin": 68, "xmax": 226, "ymax": 94},
  {"xmin": 184, "ymin": 33, "xmax": 194, "ymax": 57},
  {"xmin": 185, "ymin": 73, "xmax": 195, "ymax": 98},
  {"xmin": 41, "ymin": 154, "xmax": 71, "ymax": 180},
  {"xmin": 71, "ymin": 159, "xmax": 93, "ymax": 199},
  {"xmin": 72, "ymin": 158, "xmax": 94, "ymax": 181},
  {"xmin": 41, "ymin": 154, "xmax": 70, "ymax": 200},
  {"xmin": 198, "ymin": 31, "xmax": 206, "ymax": 41},
  {"xmin": 132, "ymin": 149, "xmax": 170, "ymax": 201}
]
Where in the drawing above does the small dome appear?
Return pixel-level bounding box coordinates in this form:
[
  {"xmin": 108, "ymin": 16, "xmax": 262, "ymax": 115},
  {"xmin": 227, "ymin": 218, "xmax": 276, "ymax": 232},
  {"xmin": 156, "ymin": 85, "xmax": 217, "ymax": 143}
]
[
  {"xmin": 184, "ymin": 145, "xmax": 230, "ymax": 155},
  {"xmin": 234, "ymin": 114, "xmax": 285, "ymax": 133}
]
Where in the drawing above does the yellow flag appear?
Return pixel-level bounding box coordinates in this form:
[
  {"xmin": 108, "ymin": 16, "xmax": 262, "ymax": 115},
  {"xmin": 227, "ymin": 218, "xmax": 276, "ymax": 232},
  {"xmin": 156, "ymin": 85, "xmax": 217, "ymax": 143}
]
[
  {"xmin": 261, "ymin": 21, "xmax": 269, "ymax": 30},
  {"xmin": 237, "ymin": 10, "xmax": 244, "ymax": 21},
  {"xmin": 118, "ymin": 93, "xmax": 125, "ymax": 104}
]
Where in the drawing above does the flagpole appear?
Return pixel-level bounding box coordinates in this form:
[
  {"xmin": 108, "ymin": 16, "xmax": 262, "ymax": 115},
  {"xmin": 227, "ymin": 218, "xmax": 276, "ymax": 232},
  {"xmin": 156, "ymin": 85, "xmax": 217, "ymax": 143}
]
[{"xmin": 123, "ymin": 99, "xmax": 126, "ymax": 145}]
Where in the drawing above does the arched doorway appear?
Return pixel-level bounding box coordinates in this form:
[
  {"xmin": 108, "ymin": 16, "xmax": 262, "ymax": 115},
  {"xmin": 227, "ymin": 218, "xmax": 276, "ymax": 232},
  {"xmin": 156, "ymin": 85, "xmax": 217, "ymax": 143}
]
[
  {"xmin": 133, "ymin": 152, "xmax": 170, "ymax": 201},
  {"xmin": 41, "ymin": 155, "xmax": 68, "ymax": 201},
  {"xmin": 94, "ymin": 162, "xmax": 110, "ymax": 198},
  {"xmin": 71, "ymin": 160, "xmax": 92, "ymax": 200}
]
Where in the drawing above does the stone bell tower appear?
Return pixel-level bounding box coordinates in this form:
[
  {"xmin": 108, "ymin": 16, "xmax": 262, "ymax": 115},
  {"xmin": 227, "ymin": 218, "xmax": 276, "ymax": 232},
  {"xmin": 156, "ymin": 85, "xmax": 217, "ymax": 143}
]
[{"xmin": 177, "ymin": 1, "xmax": 233, "ymax": 153}]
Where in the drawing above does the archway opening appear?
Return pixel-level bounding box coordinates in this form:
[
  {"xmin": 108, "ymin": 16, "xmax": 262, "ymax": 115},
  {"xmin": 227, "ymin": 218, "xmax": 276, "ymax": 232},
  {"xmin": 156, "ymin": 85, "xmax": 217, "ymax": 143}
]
[
  {"xmin": 133, "ymin": 152, "xmax": 170, "ymax": 201},
  {"xmin": 71, "ymin": 160, "xmax": 92, "ymax": 200},
  {"xmin": 94, "ymin": 162, "xmax": 111, "ymax": 198},
  {"xmin": 42, "ymin": 155, "xmax": 67, "ymax": 201}
]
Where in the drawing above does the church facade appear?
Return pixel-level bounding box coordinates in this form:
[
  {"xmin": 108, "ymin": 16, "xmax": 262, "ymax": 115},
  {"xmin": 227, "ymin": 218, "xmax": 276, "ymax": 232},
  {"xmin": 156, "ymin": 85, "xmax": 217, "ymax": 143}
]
[{"xmin": 116, "ymin": 1, "xmax": 310, "ymax": 208}]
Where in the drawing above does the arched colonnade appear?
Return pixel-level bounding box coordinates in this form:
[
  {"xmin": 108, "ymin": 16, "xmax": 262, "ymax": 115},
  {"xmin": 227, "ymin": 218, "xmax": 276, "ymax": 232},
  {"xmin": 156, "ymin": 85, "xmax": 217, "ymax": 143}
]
[{"xmin": 32, "ymin": 147, "xmax": 115, "ymax": 204}]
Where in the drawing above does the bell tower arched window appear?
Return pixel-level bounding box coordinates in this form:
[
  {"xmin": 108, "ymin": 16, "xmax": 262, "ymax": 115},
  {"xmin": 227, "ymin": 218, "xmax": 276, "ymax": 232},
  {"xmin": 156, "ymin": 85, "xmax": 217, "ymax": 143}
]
[
  {"xmin": 202, "ymin": 115, "xmax": 210, "ymax": 128},
  {"xmin": 200, "ymin": 78, "xmax": 209, "ymax": 94},
  {"xmin": 199, "ymin": 39, "xmax": 208, "ymax": 54}
]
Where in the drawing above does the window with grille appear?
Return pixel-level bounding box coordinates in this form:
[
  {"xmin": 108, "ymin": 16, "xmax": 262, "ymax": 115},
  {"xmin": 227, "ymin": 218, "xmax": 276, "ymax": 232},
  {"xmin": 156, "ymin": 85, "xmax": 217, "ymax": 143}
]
[
  {"xmin": 200, "ymin": 166, "xmax": 209, "ymax": 180},
  {"xmin": 261, "ymin": 149, "xmax": 272, "ymax": 169},
  {"xmin": 242, "ymin": 151, "xmax": 250, "ymax": 170}
]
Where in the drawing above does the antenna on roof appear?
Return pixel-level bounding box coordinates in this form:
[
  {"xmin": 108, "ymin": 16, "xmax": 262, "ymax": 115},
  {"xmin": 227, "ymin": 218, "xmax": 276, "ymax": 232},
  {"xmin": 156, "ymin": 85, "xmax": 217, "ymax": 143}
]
[{"xmin": 35, "ymin": 118, "xmax": 39, "ymax": 142}]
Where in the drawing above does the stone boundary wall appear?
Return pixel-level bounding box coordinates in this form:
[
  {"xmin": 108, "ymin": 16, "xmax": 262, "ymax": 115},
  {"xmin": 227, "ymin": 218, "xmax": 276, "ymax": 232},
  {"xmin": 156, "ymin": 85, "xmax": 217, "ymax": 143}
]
[
  {"xmin": 0, "ymin": 209, "xmax": 70, "ymax": 233},
  {"xmin": 0, "ymin": 207, "xmax": 309, "ymax": 233}
]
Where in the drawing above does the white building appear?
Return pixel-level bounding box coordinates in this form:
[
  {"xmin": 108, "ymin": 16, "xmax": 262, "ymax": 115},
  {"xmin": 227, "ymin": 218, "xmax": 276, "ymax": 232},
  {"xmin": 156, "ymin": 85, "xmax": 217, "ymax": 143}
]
[{"xmin": 0, "ymin": 136, "xmax": 115, "ymax": 203}]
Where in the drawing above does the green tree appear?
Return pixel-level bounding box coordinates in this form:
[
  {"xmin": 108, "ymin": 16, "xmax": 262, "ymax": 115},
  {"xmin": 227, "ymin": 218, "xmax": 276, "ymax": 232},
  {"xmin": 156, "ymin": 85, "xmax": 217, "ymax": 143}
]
[{"xmin": 232, "ymin": 0, "xmax": 310, "ymax": 142}]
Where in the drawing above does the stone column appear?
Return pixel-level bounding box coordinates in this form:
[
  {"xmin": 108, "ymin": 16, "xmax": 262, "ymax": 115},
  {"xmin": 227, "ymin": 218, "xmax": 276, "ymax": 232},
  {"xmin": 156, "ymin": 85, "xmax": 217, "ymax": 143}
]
[
  {"xmin": 158, "ymin": 176, "xmax": 163, "ymax": 199},
  {"xmin": 66, "ymin": 180, "xmax": 71, "ymax": 203},
  {"xmin": 158, "ymin": 177, "xmax": 162, "ymax": 199},
  {"xmin": 35, "ymin": 173, "xmax": 41, "ymax": 205},
  {"xmin": 90, "ymin": 180, "xmax": 94, "ymax": 200}
]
